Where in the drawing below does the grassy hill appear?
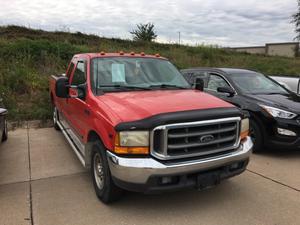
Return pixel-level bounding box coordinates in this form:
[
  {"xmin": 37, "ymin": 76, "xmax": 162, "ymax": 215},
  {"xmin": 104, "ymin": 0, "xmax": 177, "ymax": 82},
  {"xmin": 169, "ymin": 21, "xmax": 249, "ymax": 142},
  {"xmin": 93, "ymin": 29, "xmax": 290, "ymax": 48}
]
[{"xmin": 1, "ymin": 25, "xmax": 300, "ymax": 121}]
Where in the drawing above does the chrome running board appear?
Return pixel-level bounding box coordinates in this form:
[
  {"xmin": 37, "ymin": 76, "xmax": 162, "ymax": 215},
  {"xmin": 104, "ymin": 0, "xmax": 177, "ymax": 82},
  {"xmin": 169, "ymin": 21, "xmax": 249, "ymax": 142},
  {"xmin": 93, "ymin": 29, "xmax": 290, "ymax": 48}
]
[{"xmin": 57, "ymin": 121, "xmax": 86, "ymax": 167}]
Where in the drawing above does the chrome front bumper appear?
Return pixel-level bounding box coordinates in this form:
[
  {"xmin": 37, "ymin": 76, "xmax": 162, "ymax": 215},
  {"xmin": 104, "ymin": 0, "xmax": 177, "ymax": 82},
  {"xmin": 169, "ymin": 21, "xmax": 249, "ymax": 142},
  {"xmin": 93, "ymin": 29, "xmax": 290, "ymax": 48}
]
[{"xmin": 107, "ymin": 137, "xmax": 253, "ymax": 185}]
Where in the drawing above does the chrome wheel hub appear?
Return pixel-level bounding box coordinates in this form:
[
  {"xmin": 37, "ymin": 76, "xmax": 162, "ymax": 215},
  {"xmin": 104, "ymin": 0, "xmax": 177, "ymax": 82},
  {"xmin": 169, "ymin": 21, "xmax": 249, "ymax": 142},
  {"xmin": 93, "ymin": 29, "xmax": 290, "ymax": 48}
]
[{"xmin": 94, "ymin": 153, "xmax": 105, "ymax": 190}]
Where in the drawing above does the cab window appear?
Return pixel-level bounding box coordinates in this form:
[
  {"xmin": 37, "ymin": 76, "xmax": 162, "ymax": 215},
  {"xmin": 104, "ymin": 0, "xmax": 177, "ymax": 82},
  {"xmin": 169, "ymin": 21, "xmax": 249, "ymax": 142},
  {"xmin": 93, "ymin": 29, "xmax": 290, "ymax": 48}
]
[
  {"xmin": 71, "ymin": 61, "xmax": 86, "ymax": 85},
  {"xmin": 207, "ymin": 74, "xmax": 230, "ymax": 91}
]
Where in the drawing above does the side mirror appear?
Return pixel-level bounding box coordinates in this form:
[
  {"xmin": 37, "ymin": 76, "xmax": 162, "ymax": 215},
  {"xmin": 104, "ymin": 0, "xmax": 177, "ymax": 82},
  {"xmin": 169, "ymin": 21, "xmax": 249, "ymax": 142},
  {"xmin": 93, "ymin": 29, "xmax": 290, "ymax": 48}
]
[
  {"xmin": 217, "ymin": 87, "xmax": 235, "ymax": 97},
  {"xmin": 55, "ymin": 77, "xmax": 69, "ymax": 98},
  {"xmin": 69, "ymin": 87, "xmax": 79, "ymax": 98},
  {"xmin": 68, "ymin": 84, "xmax": 86, "ymax": 99},
  {"xmin": 195, "ymin": 78, "xmax": 204, "ymax": 91}
]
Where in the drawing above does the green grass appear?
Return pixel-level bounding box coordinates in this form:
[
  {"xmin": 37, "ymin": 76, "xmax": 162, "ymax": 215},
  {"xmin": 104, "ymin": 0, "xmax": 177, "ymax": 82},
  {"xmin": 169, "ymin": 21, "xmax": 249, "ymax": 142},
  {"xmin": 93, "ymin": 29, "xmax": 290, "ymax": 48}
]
[{"xmin": 1, "ymin": 25, "xmax": 300, "ymax": 121}]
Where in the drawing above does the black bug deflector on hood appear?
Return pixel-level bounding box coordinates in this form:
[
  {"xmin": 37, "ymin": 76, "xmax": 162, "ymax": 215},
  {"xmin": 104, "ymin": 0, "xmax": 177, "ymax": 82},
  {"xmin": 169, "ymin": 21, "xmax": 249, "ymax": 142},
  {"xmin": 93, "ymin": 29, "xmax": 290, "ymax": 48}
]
[{"xmin": 115, "ymin": 107, "xmax": 246, "ymax": 131}]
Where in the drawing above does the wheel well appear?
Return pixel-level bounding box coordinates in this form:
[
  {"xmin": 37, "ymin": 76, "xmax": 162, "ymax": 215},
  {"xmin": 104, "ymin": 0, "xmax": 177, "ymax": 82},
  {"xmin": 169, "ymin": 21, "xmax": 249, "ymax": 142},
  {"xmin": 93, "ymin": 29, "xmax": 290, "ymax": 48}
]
[
  {"xmin": 248, "ymin": 111, "xmax": 265, "ymax": 142},
  {"xmin": 87, "ymin": 131, "xmax": 101, "ymax": 143},
  {"xmin": 249, "ymin": 111, "xmax": 263, "ymax": 126},
  {"xmin": 85, "ymin": 130, "xmax": 104, "ymax": 169}
]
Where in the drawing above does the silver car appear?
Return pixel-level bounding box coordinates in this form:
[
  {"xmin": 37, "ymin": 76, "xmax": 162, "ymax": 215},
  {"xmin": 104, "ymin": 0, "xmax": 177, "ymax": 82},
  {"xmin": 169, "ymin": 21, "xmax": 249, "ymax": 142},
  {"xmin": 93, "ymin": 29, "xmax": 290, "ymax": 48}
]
[{"xmin": 270, "ymin": 76, "xmax": 300, "ymax": 94}]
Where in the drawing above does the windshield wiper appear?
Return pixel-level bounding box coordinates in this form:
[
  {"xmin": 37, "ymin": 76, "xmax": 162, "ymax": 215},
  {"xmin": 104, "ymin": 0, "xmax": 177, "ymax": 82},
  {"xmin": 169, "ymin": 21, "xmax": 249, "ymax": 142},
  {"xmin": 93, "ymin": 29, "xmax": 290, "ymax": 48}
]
[
  {"xmin": 99, "ymin": 84, "xmax": 151, "ymax": 90},
  {"xmin": 148, "ymin": 84, "xmax": 189, "ymax": 89}
]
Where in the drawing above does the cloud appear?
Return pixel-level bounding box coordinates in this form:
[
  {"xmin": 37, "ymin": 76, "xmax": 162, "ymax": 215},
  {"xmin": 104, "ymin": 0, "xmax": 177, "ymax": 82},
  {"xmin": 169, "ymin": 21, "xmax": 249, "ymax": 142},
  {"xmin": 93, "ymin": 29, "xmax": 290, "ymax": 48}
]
[{"xmin": 0, "ymin": 0, "xmax": 298, "ymax": 46}]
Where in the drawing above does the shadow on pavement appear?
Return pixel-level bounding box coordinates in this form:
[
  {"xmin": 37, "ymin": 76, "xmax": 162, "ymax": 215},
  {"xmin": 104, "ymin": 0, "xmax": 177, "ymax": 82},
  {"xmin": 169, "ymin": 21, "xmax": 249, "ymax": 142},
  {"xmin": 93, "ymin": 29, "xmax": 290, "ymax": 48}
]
[{"xmin": 254, "ymin": 147, "xmax": 300, "ymax": 159}]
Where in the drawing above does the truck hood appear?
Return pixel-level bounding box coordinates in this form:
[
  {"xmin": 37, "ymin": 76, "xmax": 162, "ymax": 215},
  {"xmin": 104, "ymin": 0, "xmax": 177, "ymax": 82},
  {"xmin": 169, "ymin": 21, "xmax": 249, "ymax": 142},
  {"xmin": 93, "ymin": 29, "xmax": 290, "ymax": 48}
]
[{"xmin": 98, "ymin": 90, "xmax": 234, "ymax": 122}]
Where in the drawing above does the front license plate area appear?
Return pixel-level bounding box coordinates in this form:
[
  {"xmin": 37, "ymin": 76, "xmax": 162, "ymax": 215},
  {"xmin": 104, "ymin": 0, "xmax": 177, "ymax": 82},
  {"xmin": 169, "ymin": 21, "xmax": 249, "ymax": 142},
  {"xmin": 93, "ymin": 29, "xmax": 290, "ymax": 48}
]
[{"xmin": 197, "ymin": 171, "xmax": 220, "ymax": 190}]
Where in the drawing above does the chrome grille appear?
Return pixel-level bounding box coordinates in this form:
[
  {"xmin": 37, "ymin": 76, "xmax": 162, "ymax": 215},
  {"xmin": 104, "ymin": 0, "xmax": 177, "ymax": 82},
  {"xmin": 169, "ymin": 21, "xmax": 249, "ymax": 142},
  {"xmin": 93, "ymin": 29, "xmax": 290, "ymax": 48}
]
[{"xmin": 150, "ymin": 117, "xmax": 241, "ymax": 160}]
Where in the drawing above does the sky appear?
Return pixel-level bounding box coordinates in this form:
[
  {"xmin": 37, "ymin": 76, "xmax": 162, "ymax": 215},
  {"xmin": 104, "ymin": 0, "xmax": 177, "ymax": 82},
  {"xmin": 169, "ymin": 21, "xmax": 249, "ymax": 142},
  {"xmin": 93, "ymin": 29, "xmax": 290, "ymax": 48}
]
[{"xmin": 0, "ymin": 0, "xmax": 298, "ymax": 47}]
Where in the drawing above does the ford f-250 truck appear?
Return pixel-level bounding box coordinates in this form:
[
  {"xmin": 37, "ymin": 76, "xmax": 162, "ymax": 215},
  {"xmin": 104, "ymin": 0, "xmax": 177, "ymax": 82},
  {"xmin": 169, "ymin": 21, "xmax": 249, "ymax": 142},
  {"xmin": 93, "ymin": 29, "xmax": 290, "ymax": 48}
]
[{"xmin": 50, "ymin": 52, "xmax": 253, "ymax": 203}]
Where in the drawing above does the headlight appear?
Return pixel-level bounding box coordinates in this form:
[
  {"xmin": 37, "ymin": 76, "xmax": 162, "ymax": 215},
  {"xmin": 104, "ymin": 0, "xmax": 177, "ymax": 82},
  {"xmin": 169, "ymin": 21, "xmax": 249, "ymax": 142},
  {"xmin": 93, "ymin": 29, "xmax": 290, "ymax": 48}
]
[
  {"xmin": 119, "ymin": 131, "xmax": 149, "ymax": 146},
  {"xmin": 260, "ymin": 105, "xmax": 297, "ymax": 119},
  {"xmin": 240, "ymin": 118, "xmax": 249, "ymax": 140},
  {"xmin": 114, "ymin": 131, "xmax": 149, "ymax": 154}
]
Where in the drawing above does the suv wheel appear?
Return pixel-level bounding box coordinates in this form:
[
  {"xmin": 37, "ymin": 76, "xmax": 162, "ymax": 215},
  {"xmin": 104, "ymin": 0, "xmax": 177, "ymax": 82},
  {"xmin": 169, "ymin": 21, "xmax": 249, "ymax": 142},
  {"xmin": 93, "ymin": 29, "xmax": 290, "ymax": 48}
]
[
  {"xmin": 2, "ymin": 119, "xmax": 8, "ymax": 142},
  {"xmin": 53, "ymin": 106, "xmax": 60, "ymax": 131},
  {"xmin": 250, "ymin": 120, "xmax": 263, "ymax": 152},
  {"xmin": 91, "ymin": 141, "xmax": 123, "ymax": 203}
]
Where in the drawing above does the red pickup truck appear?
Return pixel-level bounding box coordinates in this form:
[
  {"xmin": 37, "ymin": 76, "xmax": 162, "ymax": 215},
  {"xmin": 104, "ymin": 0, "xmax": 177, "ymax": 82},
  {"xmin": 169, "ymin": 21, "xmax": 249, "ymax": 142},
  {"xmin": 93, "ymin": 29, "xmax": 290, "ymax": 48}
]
[{"xmin": 50, "ymin": 52, "xmax": 253, "ymax": 203}]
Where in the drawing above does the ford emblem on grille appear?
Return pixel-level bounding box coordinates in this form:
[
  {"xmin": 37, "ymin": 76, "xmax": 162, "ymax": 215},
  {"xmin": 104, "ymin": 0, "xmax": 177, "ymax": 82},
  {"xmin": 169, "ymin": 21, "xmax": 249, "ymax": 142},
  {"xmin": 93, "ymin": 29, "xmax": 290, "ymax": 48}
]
[{"xmin": 200, "ymin": 135, "xmax": 214, "ymax": 143}]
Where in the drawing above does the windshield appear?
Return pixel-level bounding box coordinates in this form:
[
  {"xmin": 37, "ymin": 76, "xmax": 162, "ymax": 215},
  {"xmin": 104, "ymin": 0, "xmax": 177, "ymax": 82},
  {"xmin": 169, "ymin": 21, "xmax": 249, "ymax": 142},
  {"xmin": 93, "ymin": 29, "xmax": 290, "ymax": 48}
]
[
  {"xmin": 91, "ymin": 57, "xmax": 190, "ymax": 93},
  {"xmin": 230, "ymin": 72, "xmax": 289, "ymax": 95}
]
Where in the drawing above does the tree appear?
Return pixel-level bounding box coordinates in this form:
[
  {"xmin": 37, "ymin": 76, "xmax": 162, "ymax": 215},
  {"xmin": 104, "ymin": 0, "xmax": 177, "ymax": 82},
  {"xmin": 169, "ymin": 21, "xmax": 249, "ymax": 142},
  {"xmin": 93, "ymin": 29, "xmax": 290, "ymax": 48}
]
[
  {"xmin": 292, "ymin": 0, "xmax": 300, "ymax": 40},
  {"xmin": 130, "ymin": 23, "xmax": 157, "ymax": 42}
]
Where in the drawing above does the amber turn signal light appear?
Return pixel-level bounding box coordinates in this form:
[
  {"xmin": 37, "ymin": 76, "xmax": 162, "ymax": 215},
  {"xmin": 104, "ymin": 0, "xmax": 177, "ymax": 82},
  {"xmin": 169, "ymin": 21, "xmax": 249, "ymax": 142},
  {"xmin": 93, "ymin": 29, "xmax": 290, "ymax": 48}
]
[
  {"xmin": 114, "ymin": 146, "xmax": 149, "ymax": 154},
  {"xmin": 240, "ymin": 130, "xmax": 249, "ymax": 141}
]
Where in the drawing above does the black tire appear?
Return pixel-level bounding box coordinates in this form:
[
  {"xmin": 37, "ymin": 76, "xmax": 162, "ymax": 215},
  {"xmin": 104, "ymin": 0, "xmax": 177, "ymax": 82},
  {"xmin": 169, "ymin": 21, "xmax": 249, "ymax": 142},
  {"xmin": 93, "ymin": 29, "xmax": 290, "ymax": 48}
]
[
  {"xmin": 1, "ymin": 119, "xmax": 7, "ymax": 142},
  {"xmin": 250, "ymin": 119, "xmax": 263, "ymax": 153},
  {"xmin": 53, "ymin": 106, "xmax": 60, "ymax": 131},
  {"xmin": 91, "ymin": 140, "xmax": 123, "ymax": 203}
]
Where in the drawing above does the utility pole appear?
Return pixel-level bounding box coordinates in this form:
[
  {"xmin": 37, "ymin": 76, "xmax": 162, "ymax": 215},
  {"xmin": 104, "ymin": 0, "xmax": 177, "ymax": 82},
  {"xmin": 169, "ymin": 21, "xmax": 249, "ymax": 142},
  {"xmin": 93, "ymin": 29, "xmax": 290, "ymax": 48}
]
[{"xmin": 178, "ymin": 31, "xmax": 181, "ymax": 45}]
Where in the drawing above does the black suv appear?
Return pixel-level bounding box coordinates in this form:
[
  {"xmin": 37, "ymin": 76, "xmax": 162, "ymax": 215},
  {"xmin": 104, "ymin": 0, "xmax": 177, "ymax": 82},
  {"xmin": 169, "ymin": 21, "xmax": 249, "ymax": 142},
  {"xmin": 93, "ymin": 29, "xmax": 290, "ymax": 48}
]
[{"xmin": 181, "ymin": 68, "xmax": 300, "ymax": 152}]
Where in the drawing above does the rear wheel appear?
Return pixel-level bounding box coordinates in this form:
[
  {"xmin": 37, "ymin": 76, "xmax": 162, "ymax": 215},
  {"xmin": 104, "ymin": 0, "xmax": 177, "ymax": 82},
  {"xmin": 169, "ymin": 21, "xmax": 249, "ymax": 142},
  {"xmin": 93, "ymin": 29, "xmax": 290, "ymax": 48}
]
[
  {"xmin": 249, "ymin": 120, "xmax": 263, "ymax": 152},
  {"xmin": 53, "ymin": 106, "xmax": 60, "ymax": 131},
  {"xmin": 91, "ymin": 141, "xmax": 123, "ymax": 203},
  {"xmin": 1, "ymin": 119, "xmax": 7, "ymax": 142}
]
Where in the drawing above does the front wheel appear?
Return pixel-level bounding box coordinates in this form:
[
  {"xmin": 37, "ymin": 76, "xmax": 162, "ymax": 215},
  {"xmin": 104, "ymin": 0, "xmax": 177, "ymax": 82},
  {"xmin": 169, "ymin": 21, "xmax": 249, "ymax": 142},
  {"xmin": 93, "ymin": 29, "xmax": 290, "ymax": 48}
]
[
  {"xmin": 249, "ymin": 120, "xmax": 263, "ymax": 153},
  {"xmin": 1, "ymin": 119, "xmax": 7, "ymax": 142},
  {"xmin": 91, "ymin": 141, "xmax": 123, "ymax": 203}
]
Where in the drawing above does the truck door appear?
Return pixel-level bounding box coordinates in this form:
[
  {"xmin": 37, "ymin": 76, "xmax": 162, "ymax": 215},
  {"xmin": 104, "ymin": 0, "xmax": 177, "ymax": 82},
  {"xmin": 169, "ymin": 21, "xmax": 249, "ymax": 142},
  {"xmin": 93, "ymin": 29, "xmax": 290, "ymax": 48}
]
[
  {"xmin": 66, "ymin": 59, "xmax": 89, "ymax": 154},
  {"xmin": 56, "ymin": 62, "xmax": 76, "ymax": 128}
]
